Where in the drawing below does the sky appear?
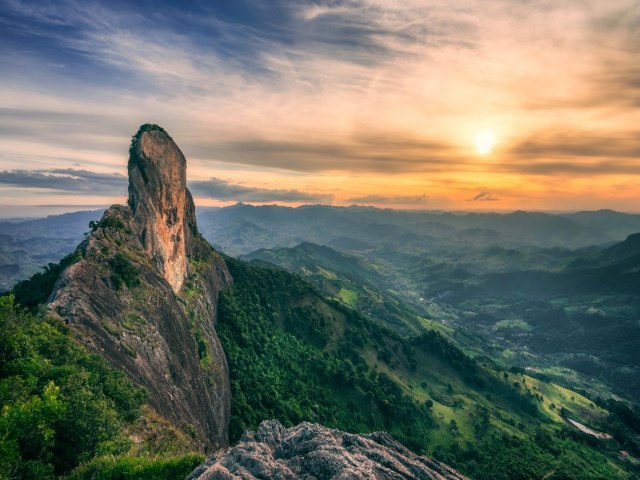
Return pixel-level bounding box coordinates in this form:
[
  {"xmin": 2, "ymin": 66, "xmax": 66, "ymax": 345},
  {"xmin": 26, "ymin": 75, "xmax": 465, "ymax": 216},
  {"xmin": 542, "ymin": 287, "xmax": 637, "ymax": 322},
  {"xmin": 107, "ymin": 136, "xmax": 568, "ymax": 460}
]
[{"xmin": 0, "ymin": 0, "xmax": 639, "ymax": 216}]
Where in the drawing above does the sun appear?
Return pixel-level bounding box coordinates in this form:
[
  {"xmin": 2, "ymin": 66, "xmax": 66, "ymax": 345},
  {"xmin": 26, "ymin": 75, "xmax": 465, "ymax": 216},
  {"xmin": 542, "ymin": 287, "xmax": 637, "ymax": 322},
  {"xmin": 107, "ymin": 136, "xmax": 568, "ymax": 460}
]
[{"xmin": 474, "ymin": 130, "xmax": 495, "ymax": 155}]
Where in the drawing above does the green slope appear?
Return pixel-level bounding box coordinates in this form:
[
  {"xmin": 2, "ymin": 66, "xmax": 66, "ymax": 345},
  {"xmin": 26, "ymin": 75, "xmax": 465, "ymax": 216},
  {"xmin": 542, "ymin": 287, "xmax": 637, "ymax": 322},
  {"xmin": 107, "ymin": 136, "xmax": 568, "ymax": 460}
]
[
  {"xmin": 217, "ymin": 256, "xmax": 638, "ymax": 480},
  {"xmin": 241, "ymin": 242, "xmax": 427, "ymax": 335}
]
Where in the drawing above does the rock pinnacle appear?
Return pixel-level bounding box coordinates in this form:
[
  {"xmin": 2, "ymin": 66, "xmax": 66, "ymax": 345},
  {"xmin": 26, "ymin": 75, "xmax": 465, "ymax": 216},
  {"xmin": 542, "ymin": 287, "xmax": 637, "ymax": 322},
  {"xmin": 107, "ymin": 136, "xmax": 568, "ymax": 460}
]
[{"xmin": 127, "ymin": 124, "xmax": 195, "ymax": 292}]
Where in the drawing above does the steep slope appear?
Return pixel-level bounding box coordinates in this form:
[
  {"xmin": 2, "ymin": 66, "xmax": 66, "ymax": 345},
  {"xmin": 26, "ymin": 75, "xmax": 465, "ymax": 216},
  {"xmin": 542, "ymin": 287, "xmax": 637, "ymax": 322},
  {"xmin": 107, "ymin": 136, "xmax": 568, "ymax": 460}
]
[
  {"xmin": 127, "ymin": 128, "xmax": 193, "ymax": 292},
  {"xmin": 241, "ymin": 242, "xmax": 425, "ymax": 335},
  {"xmin": 216, "ymin": 257, "xmax": 635, "ymax": 479},
  {"xmin": 0, "ymin": 295, "xmax": 204, "ymax": 478},
  {"xmin": 47, "ymin": 124, "xmax": 232, "ymax": 451}
]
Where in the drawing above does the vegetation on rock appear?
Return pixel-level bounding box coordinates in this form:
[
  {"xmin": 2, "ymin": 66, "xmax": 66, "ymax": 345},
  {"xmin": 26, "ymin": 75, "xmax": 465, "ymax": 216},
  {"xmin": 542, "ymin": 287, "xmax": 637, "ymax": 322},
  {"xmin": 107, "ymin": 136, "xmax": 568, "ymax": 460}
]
[{"xmin": 128, "ymin": 124, "xmax": 169, "ymax": 168}]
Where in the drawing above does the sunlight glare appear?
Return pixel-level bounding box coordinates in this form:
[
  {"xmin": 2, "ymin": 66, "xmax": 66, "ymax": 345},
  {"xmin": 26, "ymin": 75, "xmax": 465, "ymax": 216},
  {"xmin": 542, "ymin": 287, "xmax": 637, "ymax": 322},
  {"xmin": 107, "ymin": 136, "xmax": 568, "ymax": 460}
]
[{"xmin": 474, "ymin": 130, "xmax": 495, "ymax": 155}]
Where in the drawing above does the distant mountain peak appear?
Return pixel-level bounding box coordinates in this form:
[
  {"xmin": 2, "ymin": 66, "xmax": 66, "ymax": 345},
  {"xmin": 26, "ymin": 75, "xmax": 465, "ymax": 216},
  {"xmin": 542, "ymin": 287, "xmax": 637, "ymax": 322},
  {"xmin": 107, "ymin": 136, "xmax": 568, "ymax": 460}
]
[{"xmin": 127, "ymin": 124, "xmax": 196, "ymax": 292}]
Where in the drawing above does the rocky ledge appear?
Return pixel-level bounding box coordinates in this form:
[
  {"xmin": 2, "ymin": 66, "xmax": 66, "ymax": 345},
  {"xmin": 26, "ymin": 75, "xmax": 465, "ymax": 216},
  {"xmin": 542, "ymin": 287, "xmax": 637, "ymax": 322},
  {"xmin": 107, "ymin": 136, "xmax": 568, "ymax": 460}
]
[{"xmin": 188, "ymin": 420, "xmax": 468, "ymax": 480}]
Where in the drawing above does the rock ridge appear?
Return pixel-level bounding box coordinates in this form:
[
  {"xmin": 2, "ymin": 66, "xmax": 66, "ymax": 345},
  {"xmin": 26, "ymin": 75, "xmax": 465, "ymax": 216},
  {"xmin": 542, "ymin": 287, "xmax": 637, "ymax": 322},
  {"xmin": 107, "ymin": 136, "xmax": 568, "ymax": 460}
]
[
  {"xmin": 188, "ymin": 420, "xmax": 468, "ymax": 480},
  {"xmin": 48, "ymin": 124, "xmax": 232, "ymax": 450}
]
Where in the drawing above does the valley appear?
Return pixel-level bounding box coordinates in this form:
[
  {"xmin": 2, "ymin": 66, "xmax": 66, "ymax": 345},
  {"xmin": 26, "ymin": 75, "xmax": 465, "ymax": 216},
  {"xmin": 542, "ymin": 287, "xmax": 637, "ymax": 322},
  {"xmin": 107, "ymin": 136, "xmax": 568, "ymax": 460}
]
[
  {"xmin": 3, "ymin": 202, "xmax": 640, "ymax": 478},
  {"xmin": 195, "ymin": 204, "xmax": 640, "ymax": 407}
]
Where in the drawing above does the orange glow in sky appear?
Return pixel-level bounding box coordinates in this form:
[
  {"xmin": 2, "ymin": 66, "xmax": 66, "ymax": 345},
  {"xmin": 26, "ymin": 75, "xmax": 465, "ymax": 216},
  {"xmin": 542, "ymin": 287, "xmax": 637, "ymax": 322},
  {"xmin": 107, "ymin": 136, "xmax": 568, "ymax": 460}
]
[{"xmin": 0, "ymin": 0, "xmax": 639, "ymax": 214}]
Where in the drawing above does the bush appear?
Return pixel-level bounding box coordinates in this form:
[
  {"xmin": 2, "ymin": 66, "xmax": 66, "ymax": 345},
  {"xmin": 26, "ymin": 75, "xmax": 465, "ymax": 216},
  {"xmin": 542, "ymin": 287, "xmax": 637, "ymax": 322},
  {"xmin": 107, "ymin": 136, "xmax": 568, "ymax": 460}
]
[
  {"xmin": 67, "ymin": 453, "xmax": 204, "ymax": 480},
  {"xmin": 90, "ymin": 217, "xmax": 127, "ymax": 233},
  {"xmin": 12, "ymin": 249, "xmax": 83, "ymax": 310},
  {"xmin": 109, "ymin": 254, "xmax": 140, "ymax": 290},
  {"xmin": 0, "ymin": 295, "xmax": 146, "ymax": 477}
]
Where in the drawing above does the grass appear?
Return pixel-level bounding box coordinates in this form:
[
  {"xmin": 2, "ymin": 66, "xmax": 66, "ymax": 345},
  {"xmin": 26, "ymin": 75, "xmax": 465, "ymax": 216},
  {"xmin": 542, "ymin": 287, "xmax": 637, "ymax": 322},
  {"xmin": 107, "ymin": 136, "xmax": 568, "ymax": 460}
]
[
  {"xmin": 337, "ymin": 287, "xmax": 358, "ymax": 307},
  {"xmin": 418, "ymin": 316, "xmax": 456, "ymax": 336},
  {"xmin": 122, "ymin": 313, "xmax": 146, "ymax": 334},
  {"xmin": 524, "ymin": 374, "xmax": 606, "ymax": 424},
  {"xmin": 316, "ymin": 266, "xmax": 337, "ymax": 280}
]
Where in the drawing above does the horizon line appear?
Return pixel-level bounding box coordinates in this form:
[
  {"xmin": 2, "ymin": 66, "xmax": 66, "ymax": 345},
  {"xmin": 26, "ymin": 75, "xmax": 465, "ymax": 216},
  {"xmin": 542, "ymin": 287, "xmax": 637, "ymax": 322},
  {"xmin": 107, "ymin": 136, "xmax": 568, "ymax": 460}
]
[{"xmin": 1, "ymin": 202, "xmax": 639, "ymax": 220}]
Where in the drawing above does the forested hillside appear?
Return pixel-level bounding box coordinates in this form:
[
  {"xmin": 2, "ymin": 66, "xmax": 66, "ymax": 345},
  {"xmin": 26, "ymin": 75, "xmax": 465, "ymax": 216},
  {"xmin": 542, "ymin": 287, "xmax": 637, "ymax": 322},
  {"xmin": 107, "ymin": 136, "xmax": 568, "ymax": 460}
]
[{"xmin": 216, "ymin": 257, "xmax": 638, "ymax": 479}]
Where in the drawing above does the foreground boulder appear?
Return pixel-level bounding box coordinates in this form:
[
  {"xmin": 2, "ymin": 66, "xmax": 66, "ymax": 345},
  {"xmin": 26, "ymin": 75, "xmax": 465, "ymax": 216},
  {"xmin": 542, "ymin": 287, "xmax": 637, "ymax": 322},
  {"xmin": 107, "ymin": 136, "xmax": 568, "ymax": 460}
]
[
  {"xmin": 188, "ymin": 420, "xmax": 468, "ymax": 480},
  {"xmin": 48, "ymin": 124, "xmax": 232, "ymax": 450}
]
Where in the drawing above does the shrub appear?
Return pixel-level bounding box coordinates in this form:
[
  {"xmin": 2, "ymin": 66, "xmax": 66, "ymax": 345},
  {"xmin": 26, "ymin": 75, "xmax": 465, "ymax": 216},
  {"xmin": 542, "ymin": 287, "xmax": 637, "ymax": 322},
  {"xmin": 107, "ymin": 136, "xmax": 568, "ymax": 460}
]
[
  {"xmin": 109, "ymin": 254, "xmax": 140, "ymax": 290},
  {"xmin": 12, "ymin": 249, "xmax": 83, "ymax": 310},
  {"xmin": 67, "ymin": 453, "xmax": 204, "ymax": 480},
  {"xmin": 0, "ymin": 295, "xmax": 146, "ymax": 477}
]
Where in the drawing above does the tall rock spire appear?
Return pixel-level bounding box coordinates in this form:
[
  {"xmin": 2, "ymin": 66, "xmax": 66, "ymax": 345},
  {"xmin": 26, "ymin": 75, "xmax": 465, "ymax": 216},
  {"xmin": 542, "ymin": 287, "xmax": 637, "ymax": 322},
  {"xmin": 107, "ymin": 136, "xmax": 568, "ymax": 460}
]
[
  {"xmin": 128, "ymin": 125, "xmax": 194, "ymax": 292},
  {"xmin": 48, "ymin": 124, "xmax": 232, "ymax": 450}
]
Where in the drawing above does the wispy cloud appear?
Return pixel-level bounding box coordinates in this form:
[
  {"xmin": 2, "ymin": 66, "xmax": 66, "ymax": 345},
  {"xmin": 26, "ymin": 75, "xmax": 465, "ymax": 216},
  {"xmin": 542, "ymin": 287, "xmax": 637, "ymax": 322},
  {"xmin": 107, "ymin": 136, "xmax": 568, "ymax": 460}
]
[
  {"xmin": 348, "ymin": 193, "xmax": 428, "ymax": 205},
  {"xmin": 501, "ymin": 160, "xmax": 640, "ymax": 176},
  {"xmin": 503, "ymin": 129, "xmax": 640, "ymax": 176},
  {"xmin": 193, "ymin": 133, "xmax": 456, "ymax": 173},
  {"xmin": 468, "ymin": 191, "xmax": 499, "ymax": 202},
  {"xmin": 0, "ymin": 168, "xmax": 126, "ymax": 193},
  {"xmin": 189, "ymin": 177, "xmax": 333, "ymax": 203},
  {"xmin": 510, "ymin": 131, "xmax": 640, "ymax": 159}
]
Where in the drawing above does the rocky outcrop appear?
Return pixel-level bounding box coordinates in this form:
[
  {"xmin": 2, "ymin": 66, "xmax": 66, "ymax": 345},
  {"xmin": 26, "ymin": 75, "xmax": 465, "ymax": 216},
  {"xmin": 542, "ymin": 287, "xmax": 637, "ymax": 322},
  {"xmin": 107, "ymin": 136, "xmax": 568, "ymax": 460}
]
[
  {"xmin": 188, "ymin": 420, "xmax": 468, "ymax": 480},
  {"xmin": 128, "ymin": 127, "xmax": 193, "ymax": 292},
  {"xmin": 48, "ymin": 124, "xmax": 232, "ymax": 451}
]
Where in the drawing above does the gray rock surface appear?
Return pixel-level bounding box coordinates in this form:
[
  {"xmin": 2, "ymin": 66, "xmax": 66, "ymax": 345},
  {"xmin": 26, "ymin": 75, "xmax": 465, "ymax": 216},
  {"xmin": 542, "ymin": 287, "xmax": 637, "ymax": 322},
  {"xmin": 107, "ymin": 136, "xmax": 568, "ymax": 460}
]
[
  {"xmin": 128, "ymin": 128, "xmax": 193, "ymax": 292},
  {"xmin": 48, "ymin": 125, "xmax": 232, "ymax": 451},
  {"xmin": 188, "ymin": 420, "xmax": 468, "ymax": 480}
]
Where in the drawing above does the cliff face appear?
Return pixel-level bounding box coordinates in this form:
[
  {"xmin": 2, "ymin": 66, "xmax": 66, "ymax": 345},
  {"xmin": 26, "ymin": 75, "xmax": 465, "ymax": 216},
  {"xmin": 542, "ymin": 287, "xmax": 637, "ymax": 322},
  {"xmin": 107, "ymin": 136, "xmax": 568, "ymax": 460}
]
[
  {"xmin": 128, "ymin": 128, "xmax": 192, "ymax": 292},
  {"xmin": 48, "ymin": 125, "xmax": 232, "ymax": 450},
  {"xmin": 188, "ymin": 420, "xmax": 468, "ymax": 480}
]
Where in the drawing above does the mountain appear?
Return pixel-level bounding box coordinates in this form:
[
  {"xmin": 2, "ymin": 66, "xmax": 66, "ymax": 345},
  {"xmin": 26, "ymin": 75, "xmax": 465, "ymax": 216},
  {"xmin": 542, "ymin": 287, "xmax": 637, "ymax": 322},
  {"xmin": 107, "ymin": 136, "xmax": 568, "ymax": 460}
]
[
  {"xmin": 197, "ymin": 204, "xmax": 638, "ymax": 255},
  {"xmin": 1, "ymin": 125, "xmax": 472, "ymax": 479},
  {"xmin": 5, "ymin": 203, "xmax": 640, "ymax": 290},
  {"xmin": 46, "ymin": 125, "xmax": 232, "ymax": 450},
  {"xmin": 213, "ymin": 256, "xmax": 637, "ymax": 479},
  {"xmin": 0, "ymin": 210, "xmax": 103, "ymax": 239},
  {"xmin": 241, "ymin": 242, "xmax": 426, "ymax": 335},
  {"xmin": 568, "ymin": 232, "xmax": 640, "ymax": 270},
  {"xmin": 212, "ymin": 205, "xmax": 640, "ymax": 407},
  {"xmin": 236, "ymin": 237, "xmax": 640, "ymax": 463},
  {"xmin": 0, "ymin": 210, "xmax": 103, "ymax": 291},
  {"xmin": 440, "ymin": 235, "xmax": 640, "ymax": 402},
  {"xmin": 564, "ymin": 209, "xmax": 640, "ymax": 239}
]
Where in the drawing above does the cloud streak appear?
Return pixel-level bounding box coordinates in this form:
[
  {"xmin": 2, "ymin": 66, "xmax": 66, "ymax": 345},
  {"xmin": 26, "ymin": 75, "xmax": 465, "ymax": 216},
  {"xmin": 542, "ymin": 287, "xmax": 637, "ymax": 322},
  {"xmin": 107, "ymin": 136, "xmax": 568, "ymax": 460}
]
[
  {"xmin": 468, "ymin": 192, "xmax": 499, "ymax": 202},
  {"xmin": 189, "ymin": 177, "xmax": 333, "ymax": 203},
  {"xmin": 348, "ymin": 193, "xmax": 429, "ymax": 206},
  {"xmin": 510, "ymin": 131, "xmax": 640, "ymax": 159},
  {"xmin": 194, "ymin": 134, "xmax": 457, "ymax": 173},
  {"xmin": 0, "ymin": 168, "xmax": 127, "ymax": 193}
]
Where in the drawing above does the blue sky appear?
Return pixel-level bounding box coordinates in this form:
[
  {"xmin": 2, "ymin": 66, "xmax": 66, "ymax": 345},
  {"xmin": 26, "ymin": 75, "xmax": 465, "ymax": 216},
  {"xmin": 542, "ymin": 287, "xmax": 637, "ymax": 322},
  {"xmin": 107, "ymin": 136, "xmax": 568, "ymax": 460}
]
[{"xmin": 1, "ymin": 0, "xmax": 639, "ymax": 215}]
